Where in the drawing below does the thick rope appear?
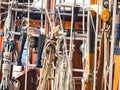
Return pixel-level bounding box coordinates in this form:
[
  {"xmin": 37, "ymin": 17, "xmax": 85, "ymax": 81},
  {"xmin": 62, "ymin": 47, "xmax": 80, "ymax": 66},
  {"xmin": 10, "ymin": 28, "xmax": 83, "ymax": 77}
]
[
  {"xmin": 0, "ymin": 3, "xmax": 14, "ymax": 89},
  {"xmin": 37, "ymin": 26, "xmax": 62, "ymax": 90}
]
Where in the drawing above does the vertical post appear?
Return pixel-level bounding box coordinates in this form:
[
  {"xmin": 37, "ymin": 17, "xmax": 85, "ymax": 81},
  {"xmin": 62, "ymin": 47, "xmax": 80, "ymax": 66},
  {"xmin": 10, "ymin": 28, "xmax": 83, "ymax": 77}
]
[{"xmin": 109, "ymin": 0, "xmax": 117, "ymax": 90}]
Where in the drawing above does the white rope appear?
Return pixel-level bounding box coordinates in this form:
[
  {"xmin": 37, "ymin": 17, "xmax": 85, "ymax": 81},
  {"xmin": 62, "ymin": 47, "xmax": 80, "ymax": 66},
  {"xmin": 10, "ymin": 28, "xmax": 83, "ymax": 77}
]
[
  {"xmin": 93, "ymin": 0, "xmax": 100, "ymax": 90},
  {"xmin": 82, "ymin": 0, "xmax": 86, "ymax": 63},
  {"xmin": 81, "ymin": 0, "xmax": 86, "ymax": 89},
  {"xmin": 108, "ymin": 0, "xmax": 117, "ymax": 90},
  {"xmin": 51, "ymin": 62, "xmax": 54, "ymax": 90},
  {"xmin": 0, "ymin": 47, "xmax": 12, "ymax": 89},
  {"xmin": 89, "ymin": 11, "xmax": 96, "ymax": 33},
  {"xmin": 52, "ymin": 5, "xmax": 70, "ymax": 89},
  {"xmin": 104, "ymin": 29, "xmax": 109, "ymax": 90},
  {"xmin": 24, "ymin": 0, "xmax": 30, "ymax": 89},
  {"xmin": 57, "ymin": 6, "xmax": 68, "ymax": 58},
  {"xmin": 38, "ymin": 0, "xmax": 44, "ymax": 89},
  {"xmin": 43, "ymin": 0, "xmax": 53, "ymax": 29},
  {"xmin": 65, "ymin": 1, "xmax": 76, "ymax": 90},
  {"xmin": 0, "ymin": 2, "xmax": 13, "ymax": 89}
]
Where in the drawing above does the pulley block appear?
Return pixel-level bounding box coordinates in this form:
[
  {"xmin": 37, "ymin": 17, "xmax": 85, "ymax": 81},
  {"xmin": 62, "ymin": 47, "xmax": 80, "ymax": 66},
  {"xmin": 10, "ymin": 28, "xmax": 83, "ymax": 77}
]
[{"xmin": 101, "ymin": 9, "xmax": 110, "ymax": 22}]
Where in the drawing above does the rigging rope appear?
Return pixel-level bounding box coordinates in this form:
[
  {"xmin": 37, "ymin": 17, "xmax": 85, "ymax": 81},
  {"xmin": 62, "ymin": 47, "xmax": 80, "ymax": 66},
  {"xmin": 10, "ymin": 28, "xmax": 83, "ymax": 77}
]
[
  {"xmin": 24, "ymin": 0, "xmax": 30, "ymax": 89},
  {"xmin": 43, "ymin": 0, "xmax": 53, "ymax": 29},
  {"xmin": 0, "ymin": 3, "xmax": 14, "ymax": 89},
  {"xmin": 108, "ymin": 0, "xmax": 117, "ymax": 90},
  {"xmin": 93, "ymin": 0, "xmax": 100, "ymax": 90}
]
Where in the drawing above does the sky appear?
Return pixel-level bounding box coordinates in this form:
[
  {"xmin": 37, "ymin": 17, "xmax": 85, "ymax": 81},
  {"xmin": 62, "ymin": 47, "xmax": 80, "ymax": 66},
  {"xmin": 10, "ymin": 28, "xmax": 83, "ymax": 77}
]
[
  {"xmin": 60, "ymin": 0, "xmax": 89, "ymax": 4},
  {"xmin": 32, "ymin": 0, "xmax": 89, "ymax": 9}
]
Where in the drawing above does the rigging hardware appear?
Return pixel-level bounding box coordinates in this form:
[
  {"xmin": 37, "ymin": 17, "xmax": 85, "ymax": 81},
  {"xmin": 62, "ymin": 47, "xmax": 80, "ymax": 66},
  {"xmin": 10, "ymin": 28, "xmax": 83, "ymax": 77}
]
[{"xmin": 101, "ymin": 9, "xmax": 110, "ymax": 22}]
